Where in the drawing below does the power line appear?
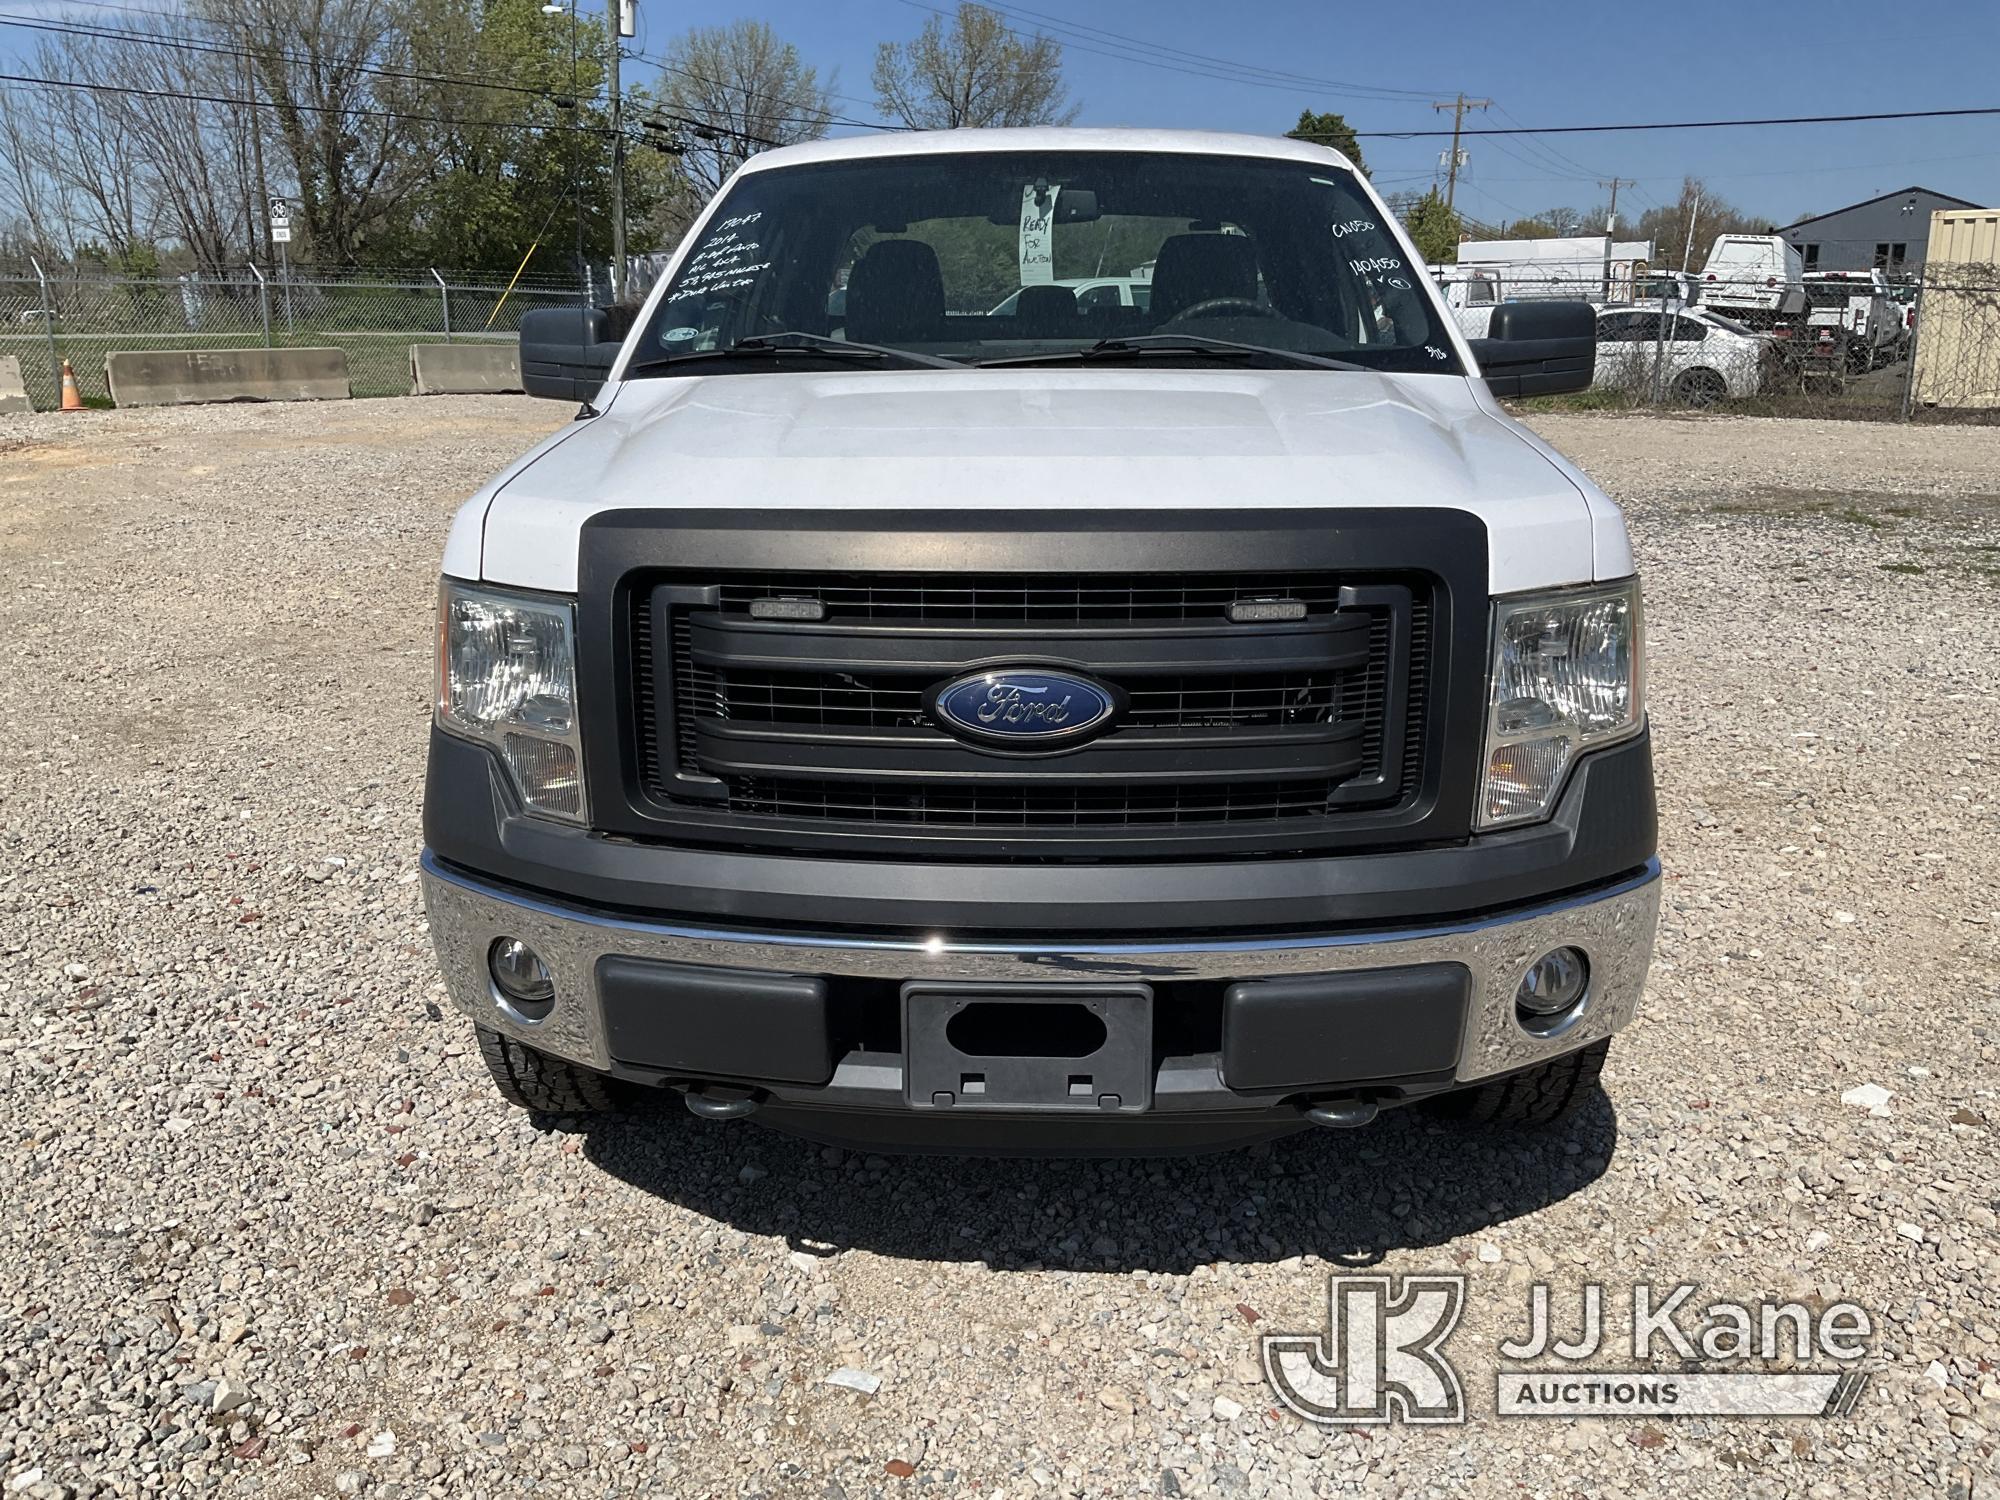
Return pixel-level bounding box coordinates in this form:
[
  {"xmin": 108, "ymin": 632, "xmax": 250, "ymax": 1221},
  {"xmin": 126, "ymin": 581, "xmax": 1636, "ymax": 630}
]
[
  {"xmin": 621, "ymin": 47, "xmax": 900, "ymax": 135},
  {"xmin": 0, "ymin": 12, "xmax": 590, "ymax": 105},
  {"xmin": 889, "ymin": 0, "xmax": 1453, "ymax": 104},
  {"xmin": 7, "ymin": 4, "xmax": 898, "ymax": 143},
  {"xmin": 1354, "ymin": 104, "xmax": 2000, "ymax": 137},
  {"xmin": 932, "ymin": 0, "xmax": 1449, "ymax": 101},
  {"xmin": 0, "ymin": 68, "xmax": 612, "ymax": 135},
  {"xmin": 1430, "ymin": 93, "xmax": 1490, "ymax": 211}
]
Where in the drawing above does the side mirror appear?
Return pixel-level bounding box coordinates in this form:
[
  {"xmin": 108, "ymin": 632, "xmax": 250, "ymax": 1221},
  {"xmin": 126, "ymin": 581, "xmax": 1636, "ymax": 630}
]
[
  {"xmin": 520, "ymin": 305, "xmax": 624, "ymax": 402},
  {"xmin": 1469, "ymin": 300, "xmax": 1596, "ymax": 397}
]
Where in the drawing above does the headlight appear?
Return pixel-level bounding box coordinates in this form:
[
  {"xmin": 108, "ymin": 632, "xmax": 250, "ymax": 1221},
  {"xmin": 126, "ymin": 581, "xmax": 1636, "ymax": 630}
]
[
  {"xmin": 1478, "ymin": 579, "xmax": 1643, "ymax": 829},
  {"xmin": 436, "ymin": 580, "xmax": 587, "ymax": 823}
]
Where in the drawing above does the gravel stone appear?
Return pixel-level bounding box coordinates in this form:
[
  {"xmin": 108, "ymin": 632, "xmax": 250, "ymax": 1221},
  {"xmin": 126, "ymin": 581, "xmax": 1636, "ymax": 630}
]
[{"xmin": 0, "ymin": 401, "xmax": 1997, "ymax": 1497}]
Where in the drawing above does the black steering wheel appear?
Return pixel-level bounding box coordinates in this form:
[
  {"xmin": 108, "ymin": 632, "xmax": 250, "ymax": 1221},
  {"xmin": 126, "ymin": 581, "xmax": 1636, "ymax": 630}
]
[{"xmin": 1165, "ymin": 296, "xmax": 1279, "ymax": 323}]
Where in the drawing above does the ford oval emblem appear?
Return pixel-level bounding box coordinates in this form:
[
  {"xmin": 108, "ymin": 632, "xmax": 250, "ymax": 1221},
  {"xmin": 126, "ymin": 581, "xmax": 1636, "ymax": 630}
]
[{"xmin": 928, "ymin": 666, "xmax": 1121, "ymax": 750}]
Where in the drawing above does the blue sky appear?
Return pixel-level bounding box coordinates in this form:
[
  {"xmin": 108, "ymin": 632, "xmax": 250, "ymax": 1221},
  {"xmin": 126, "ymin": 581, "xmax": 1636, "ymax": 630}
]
[
  {"xmin": 2, "ymin": 0, "xmax": 1993, "ymax": 234},
  {"xmin": 625, "ymin": 0, "xmax": 2000, "ymax": 231}
]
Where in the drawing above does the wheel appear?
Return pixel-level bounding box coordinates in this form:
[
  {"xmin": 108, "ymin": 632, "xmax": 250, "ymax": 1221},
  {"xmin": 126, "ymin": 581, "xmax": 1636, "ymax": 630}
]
[
  {"xmin": 1427, "ymin": 1039, "xmax": 1609, "ymax": 1126},
  {"xmin": 1670, "ymin": 367, "xmax": 1728, "ymax": 407},
  {"xmin": 475, "ymin": 1025, "xmax": 615, "ymax": 1113},
  {"xmin": 1165, "ymin": 296, "xmax": 1278, "ymax": 322}
]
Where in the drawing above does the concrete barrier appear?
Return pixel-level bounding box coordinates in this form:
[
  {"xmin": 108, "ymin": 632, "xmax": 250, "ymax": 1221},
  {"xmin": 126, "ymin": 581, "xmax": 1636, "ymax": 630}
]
[
  {"xmin": 105, "ymin": 347, "xmax": 351, "ymax": 407},
  {"xmin": 0, "ymin": 354, "xmax": 30, "ymax": 413},
  {"xmin": 409, "ymin": 342, "xmax": 522, "ymax": 396}
]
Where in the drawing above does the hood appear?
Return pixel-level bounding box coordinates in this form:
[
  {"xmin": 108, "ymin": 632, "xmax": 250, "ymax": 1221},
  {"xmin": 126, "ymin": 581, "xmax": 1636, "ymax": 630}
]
[{"xmin": 462, "ymin": 369, "xmax": 1602, "ymax": 593}]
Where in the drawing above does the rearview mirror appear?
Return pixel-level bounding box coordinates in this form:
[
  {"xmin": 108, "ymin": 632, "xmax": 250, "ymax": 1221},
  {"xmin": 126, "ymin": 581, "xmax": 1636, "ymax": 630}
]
[
  {"xmin": 1469, "ymin": 300, "xmax": 1596, "ymax": 398},
  {"xmin": 520, "ymin": 305, "xmax": 624, "ymax": 401},
  {"xmin": 1053, "ymin": 188, "xmax": 1100, "ymax": 224}
]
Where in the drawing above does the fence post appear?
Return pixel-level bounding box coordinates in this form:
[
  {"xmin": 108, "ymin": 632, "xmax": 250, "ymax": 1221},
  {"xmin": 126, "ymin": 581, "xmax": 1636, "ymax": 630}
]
[
  {"xmin": 28, "ymin": 254, "xmax": 60, "ymax": 408},
  {"xmin": 431, "ymin": 268, "xmax": 452, "ymax": 342},
  {"xmin": 249, "ymin": 264, "xmax": 271, "ymax": 346},
  {"xmin": 1898, "ymin": 280, "xmax": 1925, "ymax": 423},
  {"xmin": 1649, "ymin": 307, "xmax": 1669, "ymax": 407}
]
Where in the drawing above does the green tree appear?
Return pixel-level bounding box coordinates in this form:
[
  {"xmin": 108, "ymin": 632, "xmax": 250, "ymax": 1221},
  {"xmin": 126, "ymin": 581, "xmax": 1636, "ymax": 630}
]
[
  {"xmin": 377, "ymin": 0, "xmax": 675, "ymax": 276},
  {"xmin": 873, "ymin": 3, "xmax": 1078, "ymax": 130},
  {"xmin": 1285, "ymin": 110, "xmax": 1365, "ymax": 175},
  {"xmin": 1404, "ymin": 188, "xmax": 1462, "ymax": 264}
]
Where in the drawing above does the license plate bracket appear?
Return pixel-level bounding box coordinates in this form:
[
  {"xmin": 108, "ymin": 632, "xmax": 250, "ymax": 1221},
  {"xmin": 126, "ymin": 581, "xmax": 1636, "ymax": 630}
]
[{"xmin": 902, "ymin": 982, "xmax": 1152, "ymax": 1112}]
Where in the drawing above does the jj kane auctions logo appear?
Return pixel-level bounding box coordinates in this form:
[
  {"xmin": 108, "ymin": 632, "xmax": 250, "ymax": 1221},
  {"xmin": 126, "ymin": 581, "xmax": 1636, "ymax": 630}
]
[{"xmin": 1263, "ymin": 1275, "xmax": 1874, "ymax": 1424}]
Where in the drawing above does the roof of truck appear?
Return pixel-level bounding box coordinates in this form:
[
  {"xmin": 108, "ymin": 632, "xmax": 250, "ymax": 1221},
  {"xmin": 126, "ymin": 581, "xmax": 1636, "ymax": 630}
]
[{"xmin": 739, "ymin": 127, "xmax": 1356, "ymax": 174}]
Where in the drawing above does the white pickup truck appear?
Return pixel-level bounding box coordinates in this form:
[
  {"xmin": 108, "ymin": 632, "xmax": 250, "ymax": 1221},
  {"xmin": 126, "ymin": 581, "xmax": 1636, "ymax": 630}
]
[
  {"xmin": 423, "ymin": 128, "xmax": 1657, "ymax": 1154},
  {"xmin": 1802, "ymin": 269, "xmax": 1903, "ymax": 368}
]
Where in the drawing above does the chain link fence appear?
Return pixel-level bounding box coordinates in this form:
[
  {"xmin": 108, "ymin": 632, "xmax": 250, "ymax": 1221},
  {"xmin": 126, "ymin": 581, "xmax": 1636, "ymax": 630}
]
[
  {"xmin": 7, "ymin": 255, "xmax": 1998, "ymax": 423},
  {"xmin": 0, "ymin": 263, "xmax": 592, "ymax": 408},
  {"xmin": 1436, "ymin": 259, "xmax": 2000, "ymax": 424}
]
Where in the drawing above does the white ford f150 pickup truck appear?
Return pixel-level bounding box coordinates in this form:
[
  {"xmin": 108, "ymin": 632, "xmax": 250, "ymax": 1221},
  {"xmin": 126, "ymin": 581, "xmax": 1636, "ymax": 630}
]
[{"xmin": 422, "ymin": 128, "xmax": 1657, "ymax": 1154}]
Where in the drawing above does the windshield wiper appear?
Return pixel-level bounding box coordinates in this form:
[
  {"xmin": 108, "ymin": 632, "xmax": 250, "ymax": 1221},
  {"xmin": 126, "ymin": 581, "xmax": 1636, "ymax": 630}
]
[
  {"xmin": 977, "ymin": 334, "xmax": 1368, "ymax": 372},
  {"xmin": 626, "ymin": 330, "xmax": 960, "ymax": 376}
]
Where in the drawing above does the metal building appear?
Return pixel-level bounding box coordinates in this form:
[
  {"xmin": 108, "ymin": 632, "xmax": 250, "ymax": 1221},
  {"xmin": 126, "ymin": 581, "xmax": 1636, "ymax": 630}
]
[{"xmin": 1781, "ymin": 187, "xmax": 1984, "ymax": 275}]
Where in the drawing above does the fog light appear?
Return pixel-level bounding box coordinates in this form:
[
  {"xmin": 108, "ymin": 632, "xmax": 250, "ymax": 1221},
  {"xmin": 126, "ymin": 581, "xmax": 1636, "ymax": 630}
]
[
  {"xmin": 489, "ymin": 937, "xmax": 554, "ymax": 1018},
  {"xmin": 1516, "ymin": 946, "xmax": 1589, "ymax": 1026}
]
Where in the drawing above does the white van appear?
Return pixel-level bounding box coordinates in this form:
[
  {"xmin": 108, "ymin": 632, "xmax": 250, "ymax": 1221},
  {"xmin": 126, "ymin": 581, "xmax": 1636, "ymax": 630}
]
[{"xmin": 1698, "ymin": 235, "xmax": 1806, "ymax": 329}]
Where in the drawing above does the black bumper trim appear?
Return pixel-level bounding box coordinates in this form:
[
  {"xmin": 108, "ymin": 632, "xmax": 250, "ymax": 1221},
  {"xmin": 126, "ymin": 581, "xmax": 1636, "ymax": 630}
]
[{"xmin": 424, "ymin": 723, "xmax": 1655, "ymax": 937}]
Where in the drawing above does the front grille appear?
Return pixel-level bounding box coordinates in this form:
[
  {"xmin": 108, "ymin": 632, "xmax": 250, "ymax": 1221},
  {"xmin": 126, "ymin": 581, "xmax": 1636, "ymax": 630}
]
[
  {"xmin": 671, "ymin": 665, "xmax": 1365, "ymax": 733},
  {"xmin": 632, "ymin": 569, "xmax": 1430, "ymax": 849},
  {"xmin": 714, "ymin": 572, "xmax": 1349, "ymax": 622},
  {"xmin": 718, "ymin": 776, "xmax": 1375, "ymax": 827}
]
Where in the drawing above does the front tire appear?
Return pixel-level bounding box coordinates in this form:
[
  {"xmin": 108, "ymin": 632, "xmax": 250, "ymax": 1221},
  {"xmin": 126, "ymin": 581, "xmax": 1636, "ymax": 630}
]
[
  {"xmin": 476, "ymin": 1025, "xmax": 615, "ymax": 1113},
  {"xmin": 1427, "ymin": 1039, "xmax": 1609, "ymax": 1126}
]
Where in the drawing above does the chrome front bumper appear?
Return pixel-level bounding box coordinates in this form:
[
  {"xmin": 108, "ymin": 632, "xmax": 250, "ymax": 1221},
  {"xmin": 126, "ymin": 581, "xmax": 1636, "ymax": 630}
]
[{"xmin": 420, "ymin": 852, "xmax": 1661, "ymax": 1101}]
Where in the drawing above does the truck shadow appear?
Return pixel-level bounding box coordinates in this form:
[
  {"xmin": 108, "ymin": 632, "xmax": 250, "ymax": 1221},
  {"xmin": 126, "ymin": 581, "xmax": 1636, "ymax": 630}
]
[{"xmin": 570, "ymin": 1091, "xmax": 1617, "ymax": 1274}]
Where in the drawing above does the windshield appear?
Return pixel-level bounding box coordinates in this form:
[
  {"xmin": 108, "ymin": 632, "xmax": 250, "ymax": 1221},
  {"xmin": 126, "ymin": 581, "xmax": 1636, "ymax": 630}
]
[
  {"xmin": 1710, "ymin": 239, "xmax": 1773, "ymax": 266},
  {"xmin": 636, "ymin": 150, "xmax": 1461, "ymax": 374}
]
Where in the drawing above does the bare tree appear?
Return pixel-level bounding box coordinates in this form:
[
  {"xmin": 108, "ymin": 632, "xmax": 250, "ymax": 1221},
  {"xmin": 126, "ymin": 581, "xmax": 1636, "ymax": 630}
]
[
  {"xmin": 872, "ymin": 3, "xmax": 1076, "ymax": 131},
  {"xmin": 1636, "ymin": 178, "xmax": 1772, "ymax": 272},
  {"xmin": 83, "ymin": 29, "xmax": 253, "ymax": 275},
  {"xmin": 209, "ymin": 0, "xmax": 426, "ymax": 264},
  {"xmin": 654, "ymin": 21, "xmax": 835, "ymax": 202},
  {"xmin": 37, "ymin": 55, "xmax": 151, "ymax": 265},
  {"xmin": 0, "ymin": 88, "xmax": 67, "ymax": 261}
]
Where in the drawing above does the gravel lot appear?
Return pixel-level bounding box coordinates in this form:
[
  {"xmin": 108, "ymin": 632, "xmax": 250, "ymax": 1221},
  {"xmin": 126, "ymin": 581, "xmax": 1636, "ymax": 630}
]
[{"xmin": 2, "ymin": 398, "xmax": 1997, "ymax": 1499}]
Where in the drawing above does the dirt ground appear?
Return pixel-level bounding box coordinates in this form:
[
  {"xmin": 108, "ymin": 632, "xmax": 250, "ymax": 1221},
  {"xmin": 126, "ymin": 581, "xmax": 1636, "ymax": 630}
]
[{"xmin": 1, "ymin": 397, "xmax": 1996, "ymax": 1499}]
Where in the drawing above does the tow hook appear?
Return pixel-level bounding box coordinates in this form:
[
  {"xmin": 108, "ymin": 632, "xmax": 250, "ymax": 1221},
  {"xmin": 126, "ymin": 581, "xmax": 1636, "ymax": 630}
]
[
  {"xmin": 1303, "ymin": 1097, "xmax": 1380, "ymax": 1130},
  {"xmin": 683, "ymin": 1085, "xmax": 762, "ymax": 1121}
]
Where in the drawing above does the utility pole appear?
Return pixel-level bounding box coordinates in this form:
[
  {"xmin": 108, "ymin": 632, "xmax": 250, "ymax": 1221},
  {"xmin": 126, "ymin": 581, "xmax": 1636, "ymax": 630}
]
[
  {"xmin": 238, "ymin": 44, "xmax": 272, "ymax": 268},
  {"xmin": 1430, "ymin": 93, "xmax": 1491, "ymax": 212},
  {"xmin": 607, "ymin": 0, "xmax": 634, "ymax": 303},
  {"xmin": 1598, "ymin": 178, "xmax": 1635, "ymax": 233}
]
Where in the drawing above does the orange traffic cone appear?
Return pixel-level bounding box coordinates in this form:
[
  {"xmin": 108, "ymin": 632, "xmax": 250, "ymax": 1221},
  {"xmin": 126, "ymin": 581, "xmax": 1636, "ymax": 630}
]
[{"xmin": 59, "ymin": 359, "xmax": 84, "ymax": 412}]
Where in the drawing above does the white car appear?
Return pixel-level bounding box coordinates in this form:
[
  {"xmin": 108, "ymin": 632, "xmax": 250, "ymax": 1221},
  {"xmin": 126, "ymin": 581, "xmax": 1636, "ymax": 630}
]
[
  {"xmin": 987, "ymin": 277, "xmax": 1153, "ymax": 318},
  {"xmin": 1592, "ymin": 305, "xmax": 1771, "ymax": 405}
]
